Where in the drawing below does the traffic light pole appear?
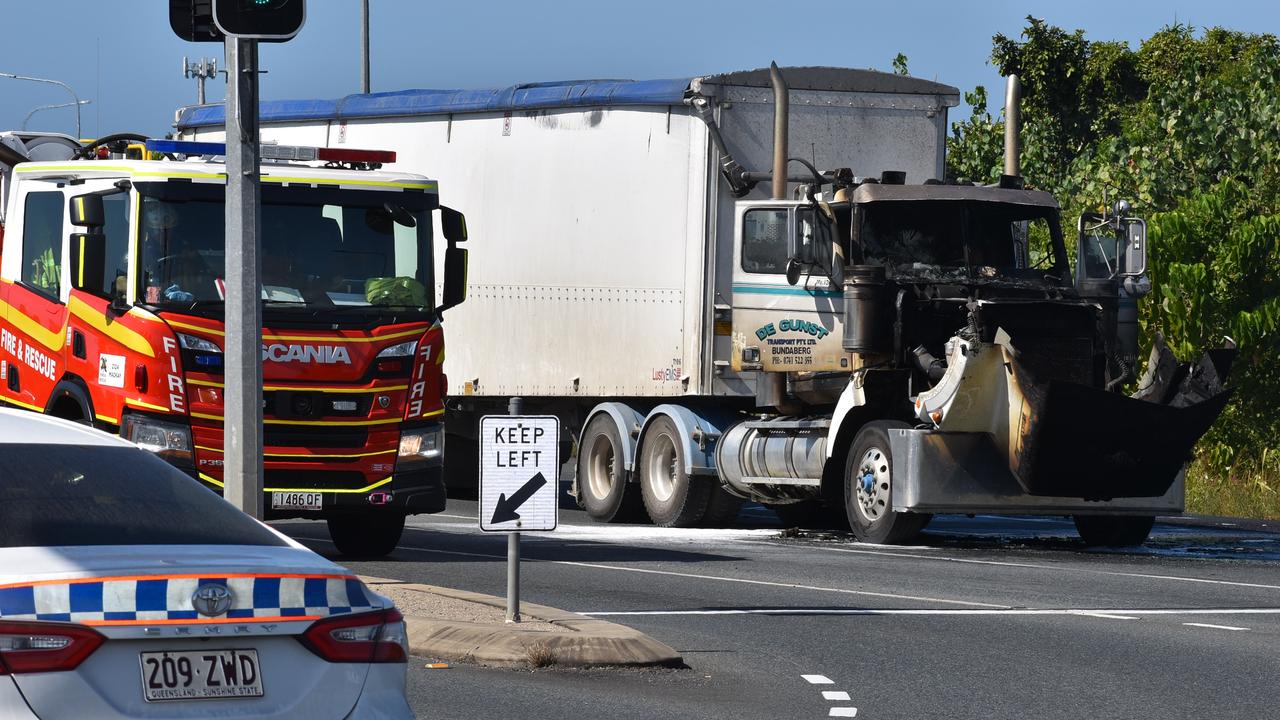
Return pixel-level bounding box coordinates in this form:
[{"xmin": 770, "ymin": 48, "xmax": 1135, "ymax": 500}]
[{"xmin": 223, "ymin": 37, "xmax": 264, "ymax": 519}]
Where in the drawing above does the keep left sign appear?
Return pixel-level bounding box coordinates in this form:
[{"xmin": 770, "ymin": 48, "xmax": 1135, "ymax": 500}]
[{"xmin": 479, "ymin": 415, "xmax": 559, "ymax": 532}]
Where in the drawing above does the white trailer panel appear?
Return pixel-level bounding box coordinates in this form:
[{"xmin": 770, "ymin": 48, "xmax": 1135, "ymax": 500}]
[{"xmin": 176, "ymin": 68, "xmax": 959, "ymax": 402}]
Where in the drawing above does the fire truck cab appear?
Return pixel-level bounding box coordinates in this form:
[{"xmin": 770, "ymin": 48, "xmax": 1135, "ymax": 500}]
[{"xmin": 0, "ymin": 131, "xmax": 468, "ymax": 556}]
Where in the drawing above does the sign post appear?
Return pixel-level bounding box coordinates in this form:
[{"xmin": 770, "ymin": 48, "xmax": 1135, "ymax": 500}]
[{"xmin": 480, "ymin": 408, "xmax": 559, "ymax": 623}]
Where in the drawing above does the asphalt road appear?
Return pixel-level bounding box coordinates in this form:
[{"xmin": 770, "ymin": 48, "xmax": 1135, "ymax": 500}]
[{"xmin": 278, "ymin": 501, "xmax": 1280, "ymax": 720}]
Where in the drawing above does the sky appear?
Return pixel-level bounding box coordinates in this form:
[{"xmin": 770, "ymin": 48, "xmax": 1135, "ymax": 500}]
[{"xmin": 0, "ymin": 0, "xmax": 1276, "ymax": 140}]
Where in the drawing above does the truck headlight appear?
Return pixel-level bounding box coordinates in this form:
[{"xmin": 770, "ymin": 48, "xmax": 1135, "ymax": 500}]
[
  {"xmin": 377, "ymin": 340, "xmax": 418, "ymax": 358},
  {"xmin": 121, "ymin": 414, "xmax": 194, "ymax": 466},
  {"xmin": 176, "ymin": 332, "xmax": 223, "ymax": 371},
  {"xmin": 398, "ymin": 425, "xmax": 444, "ymax": 468}
]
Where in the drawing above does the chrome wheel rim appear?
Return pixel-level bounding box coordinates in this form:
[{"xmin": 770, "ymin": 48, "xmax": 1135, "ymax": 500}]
[
  {"xmin": 855, "ymin": 446, "xmax": 891, "ymax": 524},
  {"xmin": 585, "ymin": 433, "xmax": 618, "ymax": 501},
  {"xmin": 644, "ymin": 432, "xmax": 679, "ymax": 503}
]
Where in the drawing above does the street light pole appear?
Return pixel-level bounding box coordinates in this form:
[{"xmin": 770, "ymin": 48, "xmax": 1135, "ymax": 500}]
[
  {"xmin": 360, "ymin": 0, "xmax": 370, "ymax": 93},
  {"xmin": 0, "ymin": 72, "xmax": 83, "ymax": 138},
  {"xmin": 23, "ymin": 100, "xmax": 92, "ymax": 131}
]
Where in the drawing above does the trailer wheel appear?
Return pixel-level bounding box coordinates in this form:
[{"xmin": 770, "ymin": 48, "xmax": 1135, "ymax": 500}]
[
  {"xmin": 844, "ymin": 421, "xmax": 932, "ymax": 544},
  {"xmin": 701, "ymin": 488, "xmax": 744, "ymax": 527},
  {"xmin": 639, "ymin": 415, "xmax": 712, "ymax": 527},
  {"xmin": 578, "ymin": 414, "xmax": 642, "ymax": 523},
  {"xmin": 327, "ymin": 513, "xmax": 406, "ymax": 557},
  {"xmin": 1073, "ymin": 515, "xmax": 1155, "ymax": 547}
]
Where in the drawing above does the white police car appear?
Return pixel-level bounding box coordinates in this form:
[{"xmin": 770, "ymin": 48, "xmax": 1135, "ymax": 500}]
[{"xmin": 0, "ymin": 409, "xmax": 414, "ymax": 718}]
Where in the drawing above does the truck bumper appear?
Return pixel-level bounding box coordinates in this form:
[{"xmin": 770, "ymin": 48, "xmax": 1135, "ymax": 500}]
[
  {"xmin": 261, "ymin": 465, "xmax": 447, "ymax": 520},
  {"xmin": 888, "ymin": 429, "xmax": 1184, "ymax": 516}
]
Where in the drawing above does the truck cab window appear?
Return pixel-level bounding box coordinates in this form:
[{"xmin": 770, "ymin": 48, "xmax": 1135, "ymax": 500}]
[
  {"xmin": 99, "ymin": 192, "xmax": 131, "ymax": 296},
  {"xmin": 21, "ymin": 191, "xmax": 63, "ymax": 297},
  {"xmin": 742, "ymin": 208, "xmax": 789, "ymax": 274}
]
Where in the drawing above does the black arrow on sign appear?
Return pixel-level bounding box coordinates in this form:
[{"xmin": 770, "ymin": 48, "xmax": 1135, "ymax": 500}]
[{"xmin": 491, "ymin": 472, "xmax": 548, "ymax": 525}]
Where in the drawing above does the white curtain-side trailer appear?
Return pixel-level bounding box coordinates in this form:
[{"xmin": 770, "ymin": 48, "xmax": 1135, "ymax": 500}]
[{"xmin": 175, "ymin": 67, "xmax": 964, "ymax": 528}]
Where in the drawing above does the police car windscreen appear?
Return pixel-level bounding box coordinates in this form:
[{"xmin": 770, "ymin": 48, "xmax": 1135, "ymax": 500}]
[{"xmin": 0, "ymin": 445, "xmax": 286, "ymax": 548}]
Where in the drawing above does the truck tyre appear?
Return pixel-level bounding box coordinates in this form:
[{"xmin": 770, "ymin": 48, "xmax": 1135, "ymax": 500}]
[
  {"xmin": 844, "ymin": 421, "xmax": 932, "ymax": 544},
  {"xmin": 1073, "ymin": 515, "xmax": 1155, "ymax": 547},
  {"xmin": 327, "ymin": 513, "xmax": 406, "ymax": 557},
  {"xmin": 701, "ymin": 488, "xmax": 744, "ymax": 527},
  {"xmin": 639, "ymin": 415, "xmax": 712, "ymax": 527},
  {"xmin": 578, "ymin": 414, "xmax": 642, "ymax": 523}
]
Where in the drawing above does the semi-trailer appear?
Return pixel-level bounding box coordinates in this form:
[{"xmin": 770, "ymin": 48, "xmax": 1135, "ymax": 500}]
[{"xmin": 176, "ymin": 65, "xmax": 1231, "ymax": 545}]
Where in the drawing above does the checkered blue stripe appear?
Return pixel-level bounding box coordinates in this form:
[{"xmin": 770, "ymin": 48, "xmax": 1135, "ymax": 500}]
[{"xmin": 0, "ymin": 575, "xmax": 378, "ymax": 624}]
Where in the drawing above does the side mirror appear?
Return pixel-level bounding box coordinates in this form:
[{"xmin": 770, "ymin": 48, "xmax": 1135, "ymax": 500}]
[
  {"xmin": 788, "ymin": 211, "xmax": 815, "ymax": 268},
  {"xmin": 69, "ymin": 232, "xmax": 107, "ymax": 294},
  {"xmin": 441, "ymin": 246, "xmax": 467, "ymax": 311},
  {"xmin": 69, "ymin": 193, "xmax": 105, "ymax": 228},
  {"xmin": 1122, "ymin": 219, "xmax": 1146, "ymax": 277},
  {"xmin": 440, "ymin": 206, "xmax": 467, "ymax": 243}
]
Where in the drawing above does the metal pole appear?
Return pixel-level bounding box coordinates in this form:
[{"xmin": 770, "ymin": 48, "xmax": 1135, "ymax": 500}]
[
  {"xmin": 360, "ymin": 0, "xmax": 370, "ymax": 93},
  {"xmin": 23, "ymin": 100, "xmax": 91, "ymax": 131},
  {"xmin": 1003, "ymin": 74, "xmax": 1022, "ymax": 178},
  {"xmin": 0, "ymin": 72, "xmax": 82, "ymax": 138},
  {"xmin": 506, "ymin": 395, "xmax": 524, "ymax": 623},
  {"xmin": 223, "ymin": 37, "xmax": 264, "ymax": 519}
]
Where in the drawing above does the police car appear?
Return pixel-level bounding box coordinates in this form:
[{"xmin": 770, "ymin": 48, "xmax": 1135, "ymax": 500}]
[{"xmin": 0, "ymin": 409, "xmax": 413, "ymax": 718}]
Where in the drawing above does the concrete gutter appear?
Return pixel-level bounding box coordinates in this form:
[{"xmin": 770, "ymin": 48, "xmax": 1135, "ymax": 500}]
[{"xmin": 361, "ymin": 578, "xmax": 683, "ymax": 668}]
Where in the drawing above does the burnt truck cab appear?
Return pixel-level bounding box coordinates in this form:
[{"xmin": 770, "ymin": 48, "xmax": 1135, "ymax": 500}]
[{"xmin": 725, "ymin": 176, "xmax": 1232, "ymax": 545}]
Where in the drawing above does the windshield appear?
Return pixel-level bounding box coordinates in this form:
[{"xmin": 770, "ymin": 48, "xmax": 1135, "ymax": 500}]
[
  {"xmin": 860, "ymin": 200, "xmax": 1067, "ymax": 282},
  {"xmin": 0, "ymin": 444, "xmax": 286, "ymax": 547},
  {"xmin": 136, "ymin": 182, "xmax": 435, "ymax": 313}
]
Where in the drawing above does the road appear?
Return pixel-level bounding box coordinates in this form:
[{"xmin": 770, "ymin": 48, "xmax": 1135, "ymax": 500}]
[{"xmin": 278, "ymin": 501, "xmax": 1280, "ymax": 720}]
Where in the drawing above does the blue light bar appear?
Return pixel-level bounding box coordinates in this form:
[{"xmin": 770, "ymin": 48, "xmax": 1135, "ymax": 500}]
[{"xmin": 145, "ymin": 139, "xmax": 226, "ymax": 156}]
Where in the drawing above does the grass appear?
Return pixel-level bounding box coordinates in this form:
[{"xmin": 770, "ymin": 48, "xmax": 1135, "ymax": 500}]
[
  {"xmin": 524, "ymin": 642, "xmax": 557, "ymax": 669},
  {"xmin": 1185, "ymin": 454, "xmax": 1280, "ymax": 519}
]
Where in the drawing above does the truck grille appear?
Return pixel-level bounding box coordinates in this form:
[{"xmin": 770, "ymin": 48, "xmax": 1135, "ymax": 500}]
[{"xmin": 263, "ymin": 426, "xmax": 369, "ymax": 449}]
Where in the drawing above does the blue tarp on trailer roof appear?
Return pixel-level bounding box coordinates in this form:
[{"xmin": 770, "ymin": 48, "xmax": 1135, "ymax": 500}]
[{"xmin": 176, "ymin": 77, "xmax": 695, "ymax": 129}]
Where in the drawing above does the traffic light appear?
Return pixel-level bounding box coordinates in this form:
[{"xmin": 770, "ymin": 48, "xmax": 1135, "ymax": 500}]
[{"xmin": 170, "ymin": 0, "xmax": 305, "ymax": 42}]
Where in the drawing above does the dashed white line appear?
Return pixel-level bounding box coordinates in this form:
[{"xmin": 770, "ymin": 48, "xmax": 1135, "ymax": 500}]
[
  {"xmin": 802, "ymin": 674, "xmax": 834, "ymax": 685},
  {"xmin": 1069, "ymin": 611, "xmax": 1140, "ymax": 620},
  {"xmin": 829, "ymin": 709, "xmax": 857, "ymax": 718},
  {"xmin": 1183, "ymin": 622, "xmax": 1250, "ymax": 631},
  {"xmin": 822, "ymin": 691, "xmax": 852, "ymax": 701}
]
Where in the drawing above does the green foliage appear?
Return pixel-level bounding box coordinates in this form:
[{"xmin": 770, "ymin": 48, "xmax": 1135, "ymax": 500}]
[
  {"xmin": 948, "ymin": 19, "xmax": 1280, "ymax": 517},
  {"xmin": 891, "ymin": 53, "xmax": 909, "ymax": 76}
]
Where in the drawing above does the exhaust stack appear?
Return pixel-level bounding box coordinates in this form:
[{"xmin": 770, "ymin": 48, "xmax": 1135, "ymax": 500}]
[
  {"xmin": 1003, "ymin": 74, "xmax": 1021, "ymax": 178},
  {"xmin": 769, "ymin": 62, "xmax": 789, "ymax": 200}
]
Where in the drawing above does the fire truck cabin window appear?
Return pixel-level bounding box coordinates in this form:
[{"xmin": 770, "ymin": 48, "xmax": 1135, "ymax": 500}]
[{"xmin": 21, "ymin": 191, "xmax": 63, "ymax": 297}]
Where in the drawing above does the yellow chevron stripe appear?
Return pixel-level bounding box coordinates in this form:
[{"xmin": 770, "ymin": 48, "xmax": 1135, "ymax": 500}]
[{"xmin": 68, "ymin": 296, "xmax": 155, "ymax": 358}]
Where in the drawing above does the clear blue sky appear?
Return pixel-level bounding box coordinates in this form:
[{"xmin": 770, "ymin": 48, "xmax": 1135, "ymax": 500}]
[{"xmin": 1, "ymin": 0, "xmax": 1275, "ymax": 139}]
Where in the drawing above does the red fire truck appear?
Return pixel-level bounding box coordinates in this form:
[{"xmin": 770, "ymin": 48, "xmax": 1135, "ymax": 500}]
[{"xmin": 0, "ymin": 131, "xmax": 468, "ymax": 556}]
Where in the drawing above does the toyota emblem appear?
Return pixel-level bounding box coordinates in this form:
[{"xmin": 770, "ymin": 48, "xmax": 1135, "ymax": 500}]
[{"xmin": 191, "ymin": 583, "xmax": 234, "ymax": 617}]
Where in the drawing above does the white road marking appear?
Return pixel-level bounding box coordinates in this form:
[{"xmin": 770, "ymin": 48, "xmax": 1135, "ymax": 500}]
[
  {"xmin": 802, "ymin": 674, "xmax": 834, "ymax": 685},
  {"xmin": 829, "ymin": 709, "xmax": 857, "ymax": 718},
  {"xmin": 823, "ymin": 691, "xmax": 852, "ymax": 701},
  {"xmin": 284, "ymin": 535, "xmax": 1009, "ymax": 609},
  {"xmin": 1069, "ymin": 611, "xmax": 1139, "ymax": 620},
  {"xmin": 814, "ymin": 545, "xmax": 1280, "ymax": 592},
  {"xmin": 579, "ymin": 607, "xmax": 1280, "ymax": 618},
  {"xmin": 1182, "ymin": 622, "xmax": 1250, "ymax": 631}
]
